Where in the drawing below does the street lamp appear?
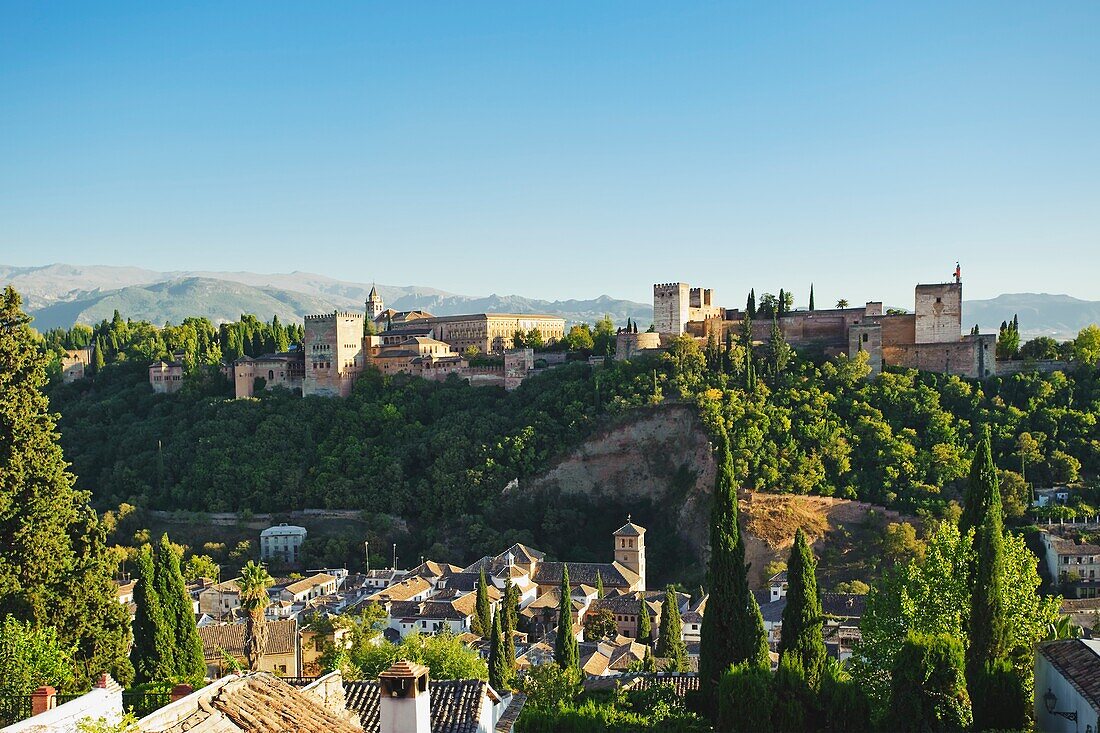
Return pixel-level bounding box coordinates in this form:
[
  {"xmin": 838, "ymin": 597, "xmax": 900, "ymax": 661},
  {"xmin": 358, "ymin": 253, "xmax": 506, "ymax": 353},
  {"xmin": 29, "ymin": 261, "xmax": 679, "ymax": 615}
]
[{"xmin": 1044, "ymin": 688, "xmax": 1079, "ymax": 730}]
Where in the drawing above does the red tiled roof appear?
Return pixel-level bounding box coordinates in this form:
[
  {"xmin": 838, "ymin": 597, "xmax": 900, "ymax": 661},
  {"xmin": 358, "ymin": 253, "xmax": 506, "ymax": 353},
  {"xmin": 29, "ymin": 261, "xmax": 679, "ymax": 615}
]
[
  {"xmin": 344, "ymin": 679, "xmax": 495, "ymax": 733},
  {"xmin": 1039, "ymin": 639, "xmax": 1100, "ymax": 713}
]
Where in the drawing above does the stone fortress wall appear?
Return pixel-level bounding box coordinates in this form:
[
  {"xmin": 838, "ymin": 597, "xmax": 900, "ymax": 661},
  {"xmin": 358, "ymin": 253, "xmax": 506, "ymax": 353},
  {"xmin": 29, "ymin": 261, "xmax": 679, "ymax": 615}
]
[{"xmin": 664, "ymin": 271, "xmax": 997, "ymax": 379}]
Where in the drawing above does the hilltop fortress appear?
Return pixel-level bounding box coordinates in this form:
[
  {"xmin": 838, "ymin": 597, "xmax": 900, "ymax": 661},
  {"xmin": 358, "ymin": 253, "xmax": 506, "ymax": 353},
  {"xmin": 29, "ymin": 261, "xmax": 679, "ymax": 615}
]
[
  {"xmin": 234, "ymin": 287, "xmax": 565, "ymax": 398},
  {"xmin": 654, "ymin": 270, "xmax": 997, "ymax": 379}
]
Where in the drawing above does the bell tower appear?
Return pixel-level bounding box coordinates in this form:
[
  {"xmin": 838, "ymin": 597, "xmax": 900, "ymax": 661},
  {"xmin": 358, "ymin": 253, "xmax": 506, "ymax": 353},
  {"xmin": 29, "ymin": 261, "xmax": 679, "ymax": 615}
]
[
  {"xmin": 613, "ymin": 516, "xmax": 646, "ymax": 591},
  {"xmin": 366, "ymin": 284, "xmax": 385, "ymax": 320}
]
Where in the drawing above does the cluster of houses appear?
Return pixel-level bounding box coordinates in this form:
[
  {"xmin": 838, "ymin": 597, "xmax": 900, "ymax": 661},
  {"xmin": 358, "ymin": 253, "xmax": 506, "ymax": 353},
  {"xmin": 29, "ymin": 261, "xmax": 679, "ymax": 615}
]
[
  {"xmin": 40, "ymin": 514, "xmax": 1100, "ymax": 732},
  {"xmin": 110, "ymin": 518, "xmax": 871, "ymax": 684}
]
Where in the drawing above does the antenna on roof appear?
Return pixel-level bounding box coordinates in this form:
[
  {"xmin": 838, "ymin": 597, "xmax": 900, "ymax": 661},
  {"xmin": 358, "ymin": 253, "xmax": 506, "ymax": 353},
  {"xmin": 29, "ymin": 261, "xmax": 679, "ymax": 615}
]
[{"xmin": 627, "ymin": 514, "xmax": 632, "ymax": 523}]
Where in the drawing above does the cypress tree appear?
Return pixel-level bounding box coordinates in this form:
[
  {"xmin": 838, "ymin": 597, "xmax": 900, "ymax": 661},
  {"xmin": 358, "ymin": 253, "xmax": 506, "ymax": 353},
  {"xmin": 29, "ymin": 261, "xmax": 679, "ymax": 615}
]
[
  {"xmin": 554, "ymin": 564, "xmax": 579, "ymax": 671},
  {"xmin": 768, "ymin": 317, "xmax": 790, "ymax": 375},
  {"xmin": 887, "ymin": 632, "xmax": 972, "ymax": 732},
  {"xmin": 809, "ymin": 283, "xmax": 815, "ymax": 311},
  {"xmin": 488, "ymin": 609, "xmax": 510, "ymax": 692},
  {"xmin": 130, "ymin": 546, "xmax": 174, "ymax": 683},
  {"xmin": 699, "ymin": 428, "xmax": 769, "ymax": 714},
  {"xmin": 501, "ymin": 575, "xmax": 517, "ymax": 679},
  {"xmin": 747, "ymin": 289, "xmax": 757, "ymax": 319},
  {"xmin": 964, "ymin": 428, "xmax": 1013, "ymax": 729},
  {"xmin": 473, "ymin": 568, "xmax": 491, "ymax": 637},
  {"xmin": 92, "ymin": 337, "xmax": 106, "ymax": 373},
  {"xmin": 0, "ymin": 287, "xmax": 133, "ymax": 687},
  {"xmin": 655, "ymin": 586, "xmax": 687, "ymax": 671},
  {"xmin": 772, "ymin": 654, "xmax": 810, "ymax": 732},
  {"xmin": 779, "ymin": 528, "xmax": 827, "ymax": 687},
  {"xmin": 961, "ymin": 426, "xmax": 1001, "ymax": 536},
  {"xmin": 153, "ymin": 535, "xmax": 205, "ymax": 680},
  {"xmin": 740, "ymin": 316, "xmax": 756, "ymax": 390},
  {"xmin": 595, "ymin": 570, "xmax": 604, "ymax": 599},
  {"xmin": 637, "ymin": 596, "xmax": 652, "ymax": 646},
  {"xmin": 718, "ymin": 662, "xmax": 775, "ymax": 733},
  {"xmin": 778, "ymin": 288, "xmax": 787, "ymax": 317}
]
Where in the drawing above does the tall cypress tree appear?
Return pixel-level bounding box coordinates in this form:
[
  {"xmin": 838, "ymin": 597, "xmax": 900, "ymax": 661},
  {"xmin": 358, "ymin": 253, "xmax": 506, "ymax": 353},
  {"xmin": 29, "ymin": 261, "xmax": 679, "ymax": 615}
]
[
  {"xmin": 595, "ymin": 570, "xmax": 604, "ymax": 599},
  {"xmin": 473, "ymin": 568, "xmax": 492, "ymax": 637},
  {"xmin": 809, "ymin": 284, "xmax": 815, "ymax": 311},
  {"xmin": 746, "ymin": 289, "xmax": 757, "ymax": 319},
  {"xmin": 501, "ymin": 575, "xmax": 517, "ymax": 679},
  {"xmin": 488, "ymin": 609, "xmax": 510, "ymax": 692},
  {"xmin": 655, "ymin": 586, "xmax": 687, "ymax": 671},
  {"xmin": 964, "ymin": 429, "xmax": 1008, "ymax": 674},
  {"xmin": 92, "ymin": 337, "xmax": 106, "ymax": 373},
  {"xmin": 130, "ymin": 546, "xmax": 174, "ymax": 683},
  {"xmin": 779, "ymin": 529, "xmax": 826, "ymax": 687},
  {"xmin": 740, "ymin": 316, "xmax": 756, "ymax": 390},
  {"xmin": 637, "ymin": 596, "xmax": 652, "ymax": 646},
  {"xmin": 699, "ymin": 428, "xmax": 768, "ymax": 714},
  {"xmin": 0, "ymin": 287, "xmax": 133, "ymax": 687},
  {"xmin": 153, "ymin": 534, "xmax": 205, "ymax": 680},
  {"xmin": 554, "ymin": 564, "xmax": 579, "ymax": 671}
]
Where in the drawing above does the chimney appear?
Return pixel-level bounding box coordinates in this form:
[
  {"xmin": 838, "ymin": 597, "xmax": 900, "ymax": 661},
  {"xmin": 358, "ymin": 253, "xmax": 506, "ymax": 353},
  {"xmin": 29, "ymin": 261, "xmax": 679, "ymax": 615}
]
[
  {"xmin": 378, "ymin": 660, "xmax": 431, "ymax": 733},
  {"xmin": 170, "ymin": 683, "xmax": 193, "ymax": 702},
  {"xmin": 31, "ymin": 686, "xmax": 57, "ymax": 716}
]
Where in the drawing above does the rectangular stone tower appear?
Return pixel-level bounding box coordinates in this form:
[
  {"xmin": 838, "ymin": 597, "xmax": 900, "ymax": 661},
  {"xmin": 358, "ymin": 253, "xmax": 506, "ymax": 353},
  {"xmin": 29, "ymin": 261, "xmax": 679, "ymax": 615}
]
[
  {"xmin": 303, "ymin": 311, "xmax": 365, "ymax": 397},
  {"xmin": 653, "ymin": 282, "xmax": 691, "ymax": 336},
  {"xmin": 914, "ymin": 283, "xmax": 962, "ymax": 344}
]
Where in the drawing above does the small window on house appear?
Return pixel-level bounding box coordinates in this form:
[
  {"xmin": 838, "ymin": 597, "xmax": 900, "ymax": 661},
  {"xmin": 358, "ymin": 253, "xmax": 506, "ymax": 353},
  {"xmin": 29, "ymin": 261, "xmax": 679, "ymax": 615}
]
[
  {"xmin": 862, "ymin": 333, "xmax": 868, "ymax": 343},
  {"xmin": 936, "ymin": 297, "xmax": 942, "ymax": 303}
]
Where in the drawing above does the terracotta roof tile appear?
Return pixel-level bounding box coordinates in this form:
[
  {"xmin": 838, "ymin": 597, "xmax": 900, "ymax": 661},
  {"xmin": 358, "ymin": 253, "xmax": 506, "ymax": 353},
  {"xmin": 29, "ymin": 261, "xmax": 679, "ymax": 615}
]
[
  {"xmin": 344, "ymin": 679, "xmax": 494, "ymax": 733},
  {"xmin": 1039, "ymin": 639, "xmax": 1100, "ymax": 713},
  {"xmin": 196, "ymin": 620, "xmax": 297, "ymax": 659},
  {"xmin": 141, "ymin": 673, "xmax": 359, "ymax": 733}
]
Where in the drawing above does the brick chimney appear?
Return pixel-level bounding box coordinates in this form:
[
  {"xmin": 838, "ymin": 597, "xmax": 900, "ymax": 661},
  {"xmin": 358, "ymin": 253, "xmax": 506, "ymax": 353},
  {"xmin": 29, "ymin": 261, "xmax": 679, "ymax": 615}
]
[
  {"xmin": 170, "ymin": 683, "xmax": 193, "ymax": 702},
  {"xmin": 378, "ymin": 660, "xmax": 430, "ymax": 733},
  {"xmin": 30, "ymin": 686, "xmax": 57, "ymax": 716}
]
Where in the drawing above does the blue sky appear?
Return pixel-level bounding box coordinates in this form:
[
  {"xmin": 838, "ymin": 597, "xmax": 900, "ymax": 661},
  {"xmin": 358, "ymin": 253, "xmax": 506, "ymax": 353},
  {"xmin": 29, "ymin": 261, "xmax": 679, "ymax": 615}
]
[{"xmin": 2, "ymin": 2, "xmax": 1097, "ymax": 307}]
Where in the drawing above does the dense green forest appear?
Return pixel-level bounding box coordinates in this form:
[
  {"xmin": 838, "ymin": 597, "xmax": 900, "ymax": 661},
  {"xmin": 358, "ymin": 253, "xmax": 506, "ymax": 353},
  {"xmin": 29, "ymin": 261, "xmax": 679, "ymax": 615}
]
[{"xmin": 43, "ymin": 310, "xmax": 1100, "ymax": 580}]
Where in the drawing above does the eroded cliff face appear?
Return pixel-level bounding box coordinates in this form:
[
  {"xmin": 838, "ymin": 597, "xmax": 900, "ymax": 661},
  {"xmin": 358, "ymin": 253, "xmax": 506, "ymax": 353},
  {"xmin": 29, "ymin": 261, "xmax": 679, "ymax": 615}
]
[
  {"xmin": 526, "ymin": 403, "xmax": 717, "ymax": 562},
  {"xmin": 522, "ymin": 403, "xmax": 909, "ymax": 590}
]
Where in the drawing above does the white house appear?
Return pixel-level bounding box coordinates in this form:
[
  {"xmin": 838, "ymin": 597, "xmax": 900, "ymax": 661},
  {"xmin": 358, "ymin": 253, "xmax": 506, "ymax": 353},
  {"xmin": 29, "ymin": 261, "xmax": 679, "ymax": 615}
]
[
  {"xmin": 277, "ymin": 573, "xmax": 339, "ymax": 603},
  {"xmin": 260, "ymin": 523, "xmax": 308, "ymax": 564},
  {"xmin": 1040, "ymin": 530, "xmax": 1100, "ymax": 594},
  {"xmin": 1035, "ymin": 638, "xmax": 1100, "ymax": 733}
]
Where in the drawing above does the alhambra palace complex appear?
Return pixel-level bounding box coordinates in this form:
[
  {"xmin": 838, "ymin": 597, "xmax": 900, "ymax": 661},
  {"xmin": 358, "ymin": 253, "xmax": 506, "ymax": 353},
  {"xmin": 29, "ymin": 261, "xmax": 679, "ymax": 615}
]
[
  {"xmin": 233, "ymin": 287, "xmax": 566, "ymax": 397},
  {"xmin": 655, "ymin": 268, "xmax": 997, "ymax": 379},
  {"xmin": 148, "ymin": 268, "xmax": 1013, "ymax": 397}
]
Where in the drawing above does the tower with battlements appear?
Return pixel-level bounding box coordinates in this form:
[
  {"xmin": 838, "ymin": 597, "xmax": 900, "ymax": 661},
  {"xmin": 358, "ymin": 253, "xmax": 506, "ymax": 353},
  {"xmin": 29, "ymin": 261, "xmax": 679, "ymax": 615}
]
[{"xmin": 303, "ymin": 311, "xmax": 365, "ymax": 397}]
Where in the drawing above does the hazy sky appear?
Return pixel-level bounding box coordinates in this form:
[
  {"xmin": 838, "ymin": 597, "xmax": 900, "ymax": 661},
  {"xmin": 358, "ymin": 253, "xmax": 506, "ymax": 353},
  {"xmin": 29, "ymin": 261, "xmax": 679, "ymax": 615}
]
[{"xmin": 2, "ymin": 2, "xmax": 1098, "ymax": 307}]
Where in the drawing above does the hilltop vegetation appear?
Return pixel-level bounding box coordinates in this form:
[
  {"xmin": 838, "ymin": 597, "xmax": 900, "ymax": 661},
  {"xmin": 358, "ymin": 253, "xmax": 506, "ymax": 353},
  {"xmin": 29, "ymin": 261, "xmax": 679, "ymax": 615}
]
[{"xmin": 42, "ymin": 307, "xmax": 1100, "ymax": 583}]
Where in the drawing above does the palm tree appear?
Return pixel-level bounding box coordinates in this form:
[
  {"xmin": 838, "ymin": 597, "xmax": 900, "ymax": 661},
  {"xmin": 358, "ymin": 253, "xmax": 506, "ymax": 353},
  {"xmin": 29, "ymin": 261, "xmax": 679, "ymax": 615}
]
[
  {"xmin": 835, "ymin": 299, "xmax": 850, "ymax": 309},
  {"xmin": 239, "ymin": 561, "xmax": 273, "ymax": 670}
]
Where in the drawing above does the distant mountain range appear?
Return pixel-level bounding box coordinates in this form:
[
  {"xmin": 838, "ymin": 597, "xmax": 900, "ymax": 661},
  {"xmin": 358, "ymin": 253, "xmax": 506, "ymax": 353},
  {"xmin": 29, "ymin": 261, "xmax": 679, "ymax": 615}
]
[
  {"xmin": 1, "ymin": 264, "xmax": 655, "ymax": 330},
  {"xmin": 962, "ymin": 293, "xmax": 1100, "ymax": 340},
  {"xmin": 4, "ymin": 264, "xmax": 1097, "ymax": 339}
]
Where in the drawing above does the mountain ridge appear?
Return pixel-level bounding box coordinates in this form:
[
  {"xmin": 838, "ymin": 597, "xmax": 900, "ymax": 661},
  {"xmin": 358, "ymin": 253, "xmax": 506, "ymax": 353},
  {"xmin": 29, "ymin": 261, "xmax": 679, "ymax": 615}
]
[
  {"xmin": 3, "ymin": 264, "xmax": 653, "ymax": 330},
  {"xmin": 5, "ymin": 264, "xmax": 1099, "ymax": 337}
]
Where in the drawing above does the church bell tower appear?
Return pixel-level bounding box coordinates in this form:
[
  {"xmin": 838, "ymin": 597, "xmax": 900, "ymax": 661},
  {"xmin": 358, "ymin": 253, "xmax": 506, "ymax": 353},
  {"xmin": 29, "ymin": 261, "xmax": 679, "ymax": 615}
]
[{"xmin": 613, "ymin": 516, "xmax": 646, "ymax": 591}]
